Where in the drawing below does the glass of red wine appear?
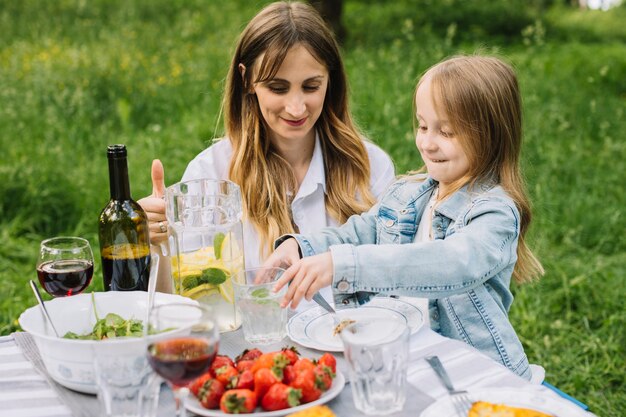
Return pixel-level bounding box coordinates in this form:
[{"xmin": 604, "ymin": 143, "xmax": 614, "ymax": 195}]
[
  {"xmin": 147, "ymin": 303, "xmax": 219, "ymax": 417},
  {"xmin": 37, "ymin": 237, "xmax": 94, "ymax": 297}
]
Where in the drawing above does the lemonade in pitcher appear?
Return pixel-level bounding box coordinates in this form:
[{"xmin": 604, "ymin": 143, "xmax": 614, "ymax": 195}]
[{"xmin": 166, "ymin": 179, "xmax": 244, "ymax": 332}]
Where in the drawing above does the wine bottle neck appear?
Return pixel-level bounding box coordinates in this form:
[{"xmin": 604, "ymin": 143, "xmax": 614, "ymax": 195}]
[{"xmin": 108, "ymin": 156, "xmax": 132, "ymax": 200}]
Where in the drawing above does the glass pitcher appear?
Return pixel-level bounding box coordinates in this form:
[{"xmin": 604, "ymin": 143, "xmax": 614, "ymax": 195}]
[{"xmin": 165, "ymin": 179, "xmax": 244, "ymax": 332}]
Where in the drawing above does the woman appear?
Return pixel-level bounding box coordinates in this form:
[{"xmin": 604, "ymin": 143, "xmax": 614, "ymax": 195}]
[{"xmin": 140, "ymin": 1, "xmax": 394, "ymax": 310}]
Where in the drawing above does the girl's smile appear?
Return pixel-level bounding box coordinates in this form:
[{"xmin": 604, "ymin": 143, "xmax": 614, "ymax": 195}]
[{"xmin": 415, "ymin": 75, "xmax": 470, "ymax": 195}]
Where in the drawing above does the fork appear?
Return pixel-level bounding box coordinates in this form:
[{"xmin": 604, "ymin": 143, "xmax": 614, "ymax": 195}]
[{"xmin": 425, "ymin": 355, "xmax": 472, "ymax": 417}]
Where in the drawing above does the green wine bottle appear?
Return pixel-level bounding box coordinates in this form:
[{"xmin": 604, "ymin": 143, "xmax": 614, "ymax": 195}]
[{"xmin": 98, "ymin": 144, "xmax": 151, "ymax": 291}]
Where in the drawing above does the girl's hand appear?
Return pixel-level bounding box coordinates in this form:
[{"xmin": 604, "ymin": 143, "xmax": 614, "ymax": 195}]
[
  {"xmin": 261, "ymin": 237, "xmax": 302, "ymax": 270},
  {"xmin": 138, "ymin": 159, "xmax": 168, "ymax": 245},
  {"xmin": 273, "ymin": 252, "xmax": 334, "ymax": 309}
]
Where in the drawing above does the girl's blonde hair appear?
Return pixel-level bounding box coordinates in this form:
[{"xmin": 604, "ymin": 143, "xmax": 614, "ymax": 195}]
[
  {"xmin": 224, "ymin": 1, "xmax": 375, "ymax": 258},
  {"xmin": 415, "ymin": 55, "xmax": 544, "ymax": 283}
]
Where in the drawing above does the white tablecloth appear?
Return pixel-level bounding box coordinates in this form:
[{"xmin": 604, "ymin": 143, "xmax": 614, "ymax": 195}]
[
  {"xmin": 0, "ymin": 334, "xmax": 73, "ymax": 417},
  {"xmin": 1, "ymin": 323, "xmax": 595, "ymax": 417}
]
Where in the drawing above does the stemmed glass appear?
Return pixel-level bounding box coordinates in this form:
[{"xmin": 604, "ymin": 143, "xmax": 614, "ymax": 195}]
[
  {"xmin": 147, "ymin": 303, "xmax": 219, "ymax": 417},
  {"xmin": 36, "ymin": 237, "xmax": 94, "ymax": 297}
]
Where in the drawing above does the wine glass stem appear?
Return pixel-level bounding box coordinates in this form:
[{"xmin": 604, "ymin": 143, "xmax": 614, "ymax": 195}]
[{"xmin": 172, "ymin": 386, "xmax": 189, "ymax": 417}]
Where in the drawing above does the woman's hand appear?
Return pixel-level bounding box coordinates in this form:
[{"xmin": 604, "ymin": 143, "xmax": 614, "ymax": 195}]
[
  {"xmin": 273, "ymin": 252, "xmax": 334, "ymax": 310},
  {"xmin": 138, "ymin": 159, "xmax": 168, "ymax": 245}
]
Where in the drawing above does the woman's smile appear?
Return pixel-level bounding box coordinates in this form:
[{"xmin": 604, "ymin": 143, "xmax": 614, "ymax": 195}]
[
  {"xmin": 253, "ymin": 44, "xmax": 328, "ymax": 147},
  {"xmin": 283, "ymin": 117, "xmax": 308, "ymax": 127}
]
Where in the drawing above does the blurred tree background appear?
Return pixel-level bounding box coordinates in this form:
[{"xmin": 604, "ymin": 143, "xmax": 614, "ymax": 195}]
[{"xmin": 0, "ymin": 0, "xmax": 624, "ymax": 415}]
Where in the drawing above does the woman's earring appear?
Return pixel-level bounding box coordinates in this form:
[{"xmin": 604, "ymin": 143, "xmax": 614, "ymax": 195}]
[{"xmin": 238, "ymin": 63, "xmax": 255, "ymax": 95}]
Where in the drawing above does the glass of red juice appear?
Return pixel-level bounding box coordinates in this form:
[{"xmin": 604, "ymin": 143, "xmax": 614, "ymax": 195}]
[
  {"xmin": 37, "ymin": 237, "xmax": 94, "ymax": 297},
  {"xmin": 147, "ymin": 303, "xmax": 219, "ymax": 417}
]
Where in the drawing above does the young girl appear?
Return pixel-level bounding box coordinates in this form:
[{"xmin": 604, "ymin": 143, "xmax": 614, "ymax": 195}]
[
  {"xmin": 269, "ymin": 55, "xmax": 544, "ymax": 379},
  {"xmin": 139, "ymin": 1, "xmax": 394, "ymax": 310}
]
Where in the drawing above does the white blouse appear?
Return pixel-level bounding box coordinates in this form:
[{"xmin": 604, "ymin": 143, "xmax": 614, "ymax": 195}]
[
  {"xmin": 399, "ymin": 187, "xmax": 439, "ymax": 327},
  {"xmin": 181, "ymin": 134, "xmax": 395, "ymax": 311}
]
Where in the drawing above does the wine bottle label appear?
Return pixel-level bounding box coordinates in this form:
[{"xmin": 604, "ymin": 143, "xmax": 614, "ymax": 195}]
[{"xmin": 101, "ymin": 243, "xmax": 151, "ymax": 259}]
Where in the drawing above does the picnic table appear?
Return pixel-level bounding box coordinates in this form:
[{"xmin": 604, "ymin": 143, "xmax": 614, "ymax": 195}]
[{"xmin": 0, "ymin": 320, "xmax": 594, "ymax": 417}]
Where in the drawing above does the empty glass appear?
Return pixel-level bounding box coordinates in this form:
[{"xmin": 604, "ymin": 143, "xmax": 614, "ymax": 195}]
[
  {"xmin": 93, "ymin": 337, "xmax": 159, "ymax": 417},
  {"xmin": 340, "ymin": 316, "xmax": 410, "ymax": 415},
  {"xmin": 233, "ymin": 266, "xmax": 287, "ymax": 345}
]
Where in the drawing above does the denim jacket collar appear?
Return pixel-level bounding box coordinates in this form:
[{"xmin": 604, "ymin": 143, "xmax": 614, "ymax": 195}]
[{"xmin": 416, "ymin": 176, "xmax": 498, "ymax": 222}]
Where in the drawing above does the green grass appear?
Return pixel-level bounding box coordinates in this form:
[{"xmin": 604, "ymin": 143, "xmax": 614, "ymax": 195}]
[{"xmin": 1, "ymin": 1, "xmax": 624, "ymax": 415}]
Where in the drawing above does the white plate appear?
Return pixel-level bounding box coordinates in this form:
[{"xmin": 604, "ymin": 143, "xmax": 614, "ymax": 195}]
[
  {"xmin": 287, "ymin": 297, "xmax": 424, "ymax": 352},
  {"xmin": 420, "ymin": 387, "xmax": 592, "ymax": 417},
  {"xmin": 186, "ymin": 370, "xmax": 345, "ymax": 417}
]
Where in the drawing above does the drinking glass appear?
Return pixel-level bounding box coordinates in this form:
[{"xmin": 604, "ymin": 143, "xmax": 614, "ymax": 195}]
[
  {"xmin": 37, "ymin": 237, "xmax": 94, "ymax": 297},
  {"xmin": 340, "ymin": 316, "xmax": 410, "ymax": 415},
  {"xmin": 233, "ymin": 266, "xmax": 287, "ymax": 345},
  {"xmin": 93, "ymin": 337, "xmax": 160, "ymax": 417},
  {"xmin": 147, "ymin": 303, "xmax": 219, "ymax": 417}
]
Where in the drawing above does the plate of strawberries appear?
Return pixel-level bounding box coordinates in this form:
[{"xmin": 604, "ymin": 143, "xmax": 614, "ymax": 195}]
[{"xmin": 185, "ymin": 347, "xmax": 345, "ymax": 416}]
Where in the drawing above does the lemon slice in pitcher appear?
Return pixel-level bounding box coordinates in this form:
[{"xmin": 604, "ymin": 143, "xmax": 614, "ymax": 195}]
[
  {"xmin": 182, "ymin": 283, "xmax": 219, "ymax": 299},
  {"xmin": 218, "ymin": 279, "xmax": 235, "ymax": 304},
  {"xmin": 220, "ymin": 233, "xmax": 242, "ymax": 263}
]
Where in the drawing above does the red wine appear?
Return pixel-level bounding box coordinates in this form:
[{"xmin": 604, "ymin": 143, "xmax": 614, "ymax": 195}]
[
  {"xmin": 147, "ymin": 338, "xmax": 218, "ymax": 387},
  {"xmin": 101, "ymin": 244, "xmax": 150, "ymax": 291},
  {"xmin": 37, "ymin": 259, "xmax": 94, "ymax": 297}
]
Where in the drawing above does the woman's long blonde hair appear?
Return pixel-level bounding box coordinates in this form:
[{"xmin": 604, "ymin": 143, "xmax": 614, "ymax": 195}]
[
  {"xmin": 415, "ymin": 55, "xmax": 544, "ymax": 283},
  {"xmin": 224, "ymin": 1, "xmax": 375, "ymax": 258}
]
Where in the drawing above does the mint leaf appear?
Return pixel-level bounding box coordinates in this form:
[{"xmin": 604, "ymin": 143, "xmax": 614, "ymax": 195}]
[
  {"xmin": 251, "ymin": 288, "xmax": 270, "ymax": 298},
  {"xmin": 200, "ymin": 267, "xmax": 228, "ymax": 285}
]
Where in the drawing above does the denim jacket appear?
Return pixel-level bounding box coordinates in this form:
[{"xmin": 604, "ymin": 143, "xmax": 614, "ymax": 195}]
[{"xmin": 283, "ymin": 175, "xmax": 531, "ymax": 379}]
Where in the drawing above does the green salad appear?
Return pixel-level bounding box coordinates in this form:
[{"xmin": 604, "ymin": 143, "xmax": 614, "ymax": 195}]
[{"xmin": 63, "ymin": 293, "xmax": 145, "ymax": 340}]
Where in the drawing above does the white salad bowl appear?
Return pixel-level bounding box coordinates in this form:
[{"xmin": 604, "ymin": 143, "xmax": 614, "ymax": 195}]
[{"xmin": 18, "ymin": 291, "xmax": 196, "ymax": 394}]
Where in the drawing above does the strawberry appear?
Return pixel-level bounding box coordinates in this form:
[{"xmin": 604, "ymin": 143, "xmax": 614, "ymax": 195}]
[
  {"xmin": 249, "ymin": 352, "xmax": 277, "ymax": 373},
  {"xmin": 282, "ymin": 364, "xmax": 297, "ymax": 384},
  {"xmin": 214, "ymin": 364, "xmax": 239, "ymax": 388},
  {"xmin": 318, "ymin": 352, "xmax": 337, "ymax": 374},
  {"xmin": 261, "ymin": 383, "xmax": 302, "ymax": 411},
  {"xmin": 235, "ymin": 369, "xmax": 254, "ymax": 390},
  {"xmin": 219, "ymin": 389, "xmax": 257, "ymax": 414},
  {"xmin": 210, "ymin": 355, "xmax": 235, "ymax": 377},
  {"xmin": 253, "ymin": 367, "xmax": 281, "ymax": 400},
  {"xmin": 236, "ymin": 359, "xmax": 255, "ymax": 373},
  {"xmin": 290, "ymin": 368, "xmax": 321, "ymax": 403},
  {"xmin": 197, "ymin": 378, "xmax": 225, "ymax": 410},
  {"xmin": 189, "ymin": 372, "xmax": 213, "ymax": 397},
  {"xmin": 314, "ymin": 363, "xmax": 334, "ymax": 392},
  {"xmin": 250, "ymin": 352, "xmax": 290, "ymax": 379},
  {"xmin": 293, "ymin": 357, "xmax": 316, "ymax": 373},
  {"xmin": 235, "ymin": 348, "xmax": 263, "ymax": 362},
  {"xmin": 280, "ymin": 346, "xmax": 300, "ymax": 365}
]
